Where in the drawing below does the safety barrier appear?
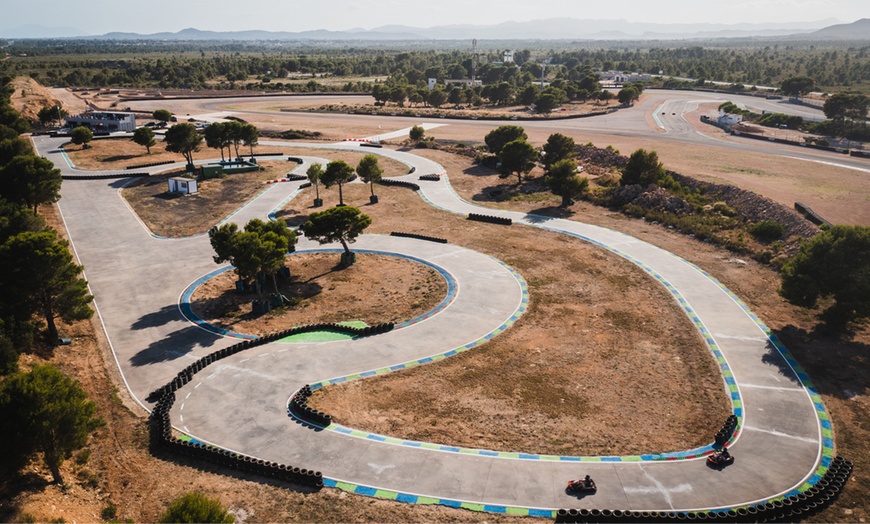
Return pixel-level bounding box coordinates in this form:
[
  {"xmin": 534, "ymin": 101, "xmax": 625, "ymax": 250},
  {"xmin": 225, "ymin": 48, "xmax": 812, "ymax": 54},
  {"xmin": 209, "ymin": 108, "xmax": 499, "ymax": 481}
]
[
  {"xmin": 288, "ymin": 385, "xmax": 332, "ymax": 427},
  {"xmin": 390, "ymin": 231, "xmax": 448, "ymax": 244},
  {"xmin": 377, "ymin": 179, "xmax": 421, "ymax": 191},
  {"xmin": 147, "ymin": 321, "xmax": 395, "ymax": 488},
  {"xmin": 794, "ymin": 202, "xmax": 831, "ymax": 227},
  {"xmin": 418, "ymin": 174, "xmax": 442, "ymax": 181},
  {"xmin": 62, "ymin": 173, "xmax": 148, "ymax": 180},
  {"xmin": 554, "ymin": 456, "xmax": 853, "ymax": 523},
  {"xmin": 126, "ymin": 159, "xmax": 176, "ymax": 170},
  {"xmin": 285, "ymin": 173, "xmax": 307, "ymax": 181},
  {"xmin": 714, "ymin": 415, "xmax": 738, "ymax": 446},
  {"xmin": 468, "ymin": 213, "xmax": 512, "ymax": 226}
]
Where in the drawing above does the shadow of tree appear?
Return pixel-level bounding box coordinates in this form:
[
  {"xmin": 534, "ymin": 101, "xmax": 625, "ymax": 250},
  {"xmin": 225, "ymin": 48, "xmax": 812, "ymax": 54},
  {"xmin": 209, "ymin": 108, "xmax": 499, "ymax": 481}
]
[
  {"xmin": 774, "ymin": 324, "xmax": 870, "ymax": 401},
  {"xmin": 525, "ymin": 206, "xmax": 577, "ymax": 223},
  {"xmin": 0, "ymin": 472, "xmax": 52, "ymax": 522},
  {"xmin": 131, "ymin": 304, "xmax": 179, "ymax": 331},
  {"xmin": 130, "ymin": 324, "xmax": 222, "ymax": 367}
]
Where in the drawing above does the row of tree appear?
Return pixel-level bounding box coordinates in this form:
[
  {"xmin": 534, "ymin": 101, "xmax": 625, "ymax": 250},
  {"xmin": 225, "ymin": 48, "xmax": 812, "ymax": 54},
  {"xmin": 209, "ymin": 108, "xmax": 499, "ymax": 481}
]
[
  {"xmin": 482, "ymin": 125, "xmax": 589, "ymax": 205},
  {"xmin": 3, "ymin": 41, "xmax": 868, "ymax": 93},
  {"xmin": 0, "ymin": 76, "xmax": 102, "ymax": 487}
]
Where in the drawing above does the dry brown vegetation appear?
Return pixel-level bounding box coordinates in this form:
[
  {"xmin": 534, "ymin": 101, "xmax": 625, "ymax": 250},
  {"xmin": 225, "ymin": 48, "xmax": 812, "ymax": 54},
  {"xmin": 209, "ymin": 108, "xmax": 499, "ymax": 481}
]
[
  {"xmin": 105, "ymin": 143, "xmax": 408, "ymax": 237},
  {"xmin": 191, "ymin": 252, "xmax": 447, "ymax": 336},
  {"xmin": 6, "ymin": 89, "xmax": 866, "ymax": 520}
]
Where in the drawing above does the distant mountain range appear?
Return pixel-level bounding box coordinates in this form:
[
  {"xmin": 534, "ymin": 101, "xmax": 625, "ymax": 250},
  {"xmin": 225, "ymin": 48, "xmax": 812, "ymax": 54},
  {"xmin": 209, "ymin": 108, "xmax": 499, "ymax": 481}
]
[{"xmin": 2, "ymin": 17, "xmax": 869, "ymax": 41}]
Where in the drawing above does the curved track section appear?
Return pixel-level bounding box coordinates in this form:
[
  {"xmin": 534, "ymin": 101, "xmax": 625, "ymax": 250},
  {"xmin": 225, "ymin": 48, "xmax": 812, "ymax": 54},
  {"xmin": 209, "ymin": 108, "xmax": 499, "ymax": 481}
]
[{"xmin": 33, "ymin": 126, "xmax": 831, "ymax": 516}]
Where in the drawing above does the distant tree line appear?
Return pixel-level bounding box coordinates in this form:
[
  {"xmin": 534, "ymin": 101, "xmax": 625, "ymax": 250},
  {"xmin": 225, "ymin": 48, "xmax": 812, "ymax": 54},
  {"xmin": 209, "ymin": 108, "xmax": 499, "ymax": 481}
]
[{"xmin": 2, "ymin": 41, "xmax": 868, "ymax": 94}]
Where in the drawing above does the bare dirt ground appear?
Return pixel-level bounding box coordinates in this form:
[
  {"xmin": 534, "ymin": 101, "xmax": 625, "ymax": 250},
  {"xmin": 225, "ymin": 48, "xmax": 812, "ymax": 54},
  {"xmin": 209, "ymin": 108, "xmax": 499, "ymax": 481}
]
[
  {"xmin": 8, "ymin": 77, "xmax": 63, "ymax": 123},
  {"xmin": 9, "ymin": 87, "xmax": 867, "ymax": 521},
  {"xmin": 294, "ymin": 183, "xmax": 730, "ymax": 457},
  {"xmin": 63, "ymin": 140, "xmax": 409, "ymax": 237},
  {"xmin": 349, "ymin": 147, "xmax": 870, "ymax": 522},
  {"xmin": 0, "ymin": 203, "xmax": 537, "ymax": 524},
  {"xmin": 191, "ymin": 252, "xmax": 447, "ymax": 336}
]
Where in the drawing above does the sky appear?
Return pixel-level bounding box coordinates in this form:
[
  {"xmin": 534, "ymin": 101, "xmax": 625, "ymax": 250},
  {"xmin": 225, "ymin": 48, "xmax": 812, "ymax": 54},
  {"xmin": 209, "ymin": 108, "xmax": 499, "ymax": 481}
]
[{"xmin": 1, "ymin": 0, "xmax": 866, "ymax": 35}]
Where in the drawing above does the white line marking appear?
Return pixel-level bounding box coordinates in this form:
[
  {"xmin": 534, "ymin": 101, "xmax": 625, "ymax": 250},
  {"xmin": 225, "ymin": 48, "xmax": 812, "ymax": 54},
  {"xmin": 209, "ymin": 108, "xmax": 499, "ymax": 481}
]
[
  {"xmin": 741, "ymin": 384, "xmax": 806, "ymax": 393},
  {"xmin": 195, "ymin": 382, "xmax": 202, "ymax": 389},
  {"xmin": 787, "ymin": 156, "xmax": 870, "ymax": 173},
  {"xmin": 744, "ymin": 425, "xmax": 818, "ymax": 444}
]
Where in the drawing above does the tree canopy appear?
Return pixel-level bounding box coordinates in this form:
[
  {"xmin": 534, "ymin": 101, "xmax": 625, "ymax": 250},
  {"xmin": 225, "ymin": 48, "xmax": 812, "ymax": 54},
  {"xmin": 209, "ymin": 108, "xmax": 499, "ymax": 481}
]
[
  {"xmin": 159, "ymin": 492, "xmax": 234, "ymax": 524},
  {"xmin": 0, "ymin": 154, "xmax": 62, "ymax": 213},
  {"xmin": 409, "ymin": 125, "xmax": 425, "ymax": 142},
  {"xmin": 37, "ymin": 105, "xmax": 67, "ymax": 126},
  {"xmin": 542, "ymin": 133, "xmax": 575, "ymax": 169},
  {"xmin": 545, "ymin": 159, "xmax": 589, "ymax": 207},
  {"xmin": 152, "ymin": 109, "xmax": 172, "ymax": 123},
  {"xmin": 306, "ymin": 162, "xmax": 324, "ymax": 201},
  {"xmin": 69, "ymin": 126, "xmax": 93, "ymax": 148},
  {"xmin": 356, "ymin": 154, "xmax": 383, "ymax": 198},
  {"xmin": 485, "ymin": 125, "xmax": 527, "ymax": 156},
  {"xmin": 302, "ymin": 206, "xmax": 371, "ymax": 257},
  {"xmin": 132, "ymin": 127, "xmax": 156, "ymax": 154},
  {"xmin": 0, "ymin": 230, "xmax": 94, "ymax": 340},
  {"xmin": 164, "ymin": 123, "xmax": 202, "ymax": 169},
  {"xmin": 210, "ymin": 219, "xmax": 296, "ymax": 295},
  {"xmin": 780, "ymin": 225, "xmax": 870, "ymax": 331},
  {"xmin": 320, "ymin": 160, "xmax": 355, "ymax": 206},
  {"xmin": 498, "ymin": 139, "xmax": 537, "ymax": 185},
  {"xmin": 0, "ymin": 365, "xmax": 102, "ymax": 484},
  {"xmin": 621, "ymin": 148, "xmax": 665, "ymax": 186},
  {"xmin": 780, "ymin": 76, "xmax": 815, "ymax": 97}
]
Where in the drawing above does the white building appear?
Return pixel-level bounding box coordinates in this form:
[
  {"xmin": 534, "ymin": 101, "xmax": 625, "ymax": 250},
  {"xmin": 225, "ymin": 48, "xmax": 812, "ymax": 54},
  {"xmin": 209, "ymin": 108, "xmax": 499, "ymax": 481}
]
[
  {"xmin": 717, "ymin": 112, "xmax": 743, "ymax": 126},
  {"xmin": 168, "ymin": 177, "xmax": 198, "ymax": 195},
  {"xmin": 503, "ymin": 50, "xmax": 514, "ymax": 63},
  {"xmin": 598, "ymin": 71, "xmax": 652, "ymax": 83},
  {"xmin": 64, "ymin": 111, "xmax": 136, "ymax": 132}
]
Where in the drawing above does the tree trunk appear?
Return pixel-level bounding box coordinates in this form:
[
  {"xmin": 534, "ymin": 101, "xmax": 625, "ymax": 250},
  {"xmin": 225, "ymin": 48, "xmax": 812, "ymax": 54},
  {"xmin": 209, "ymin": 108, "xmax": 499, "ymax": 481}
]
[
  {"xmin": 338, "ymin": 183, "xmax": 344, "ymax": 205},
  {"xmin": 370, "ymin": 182, "xmax": 375, "ymax": 197},
  {"xmin": 46, "ymin": 454, "xmax": 64, "ymax": 484},
  {"xmin": 561, "ymin": 194, "xmax": 572, "ymax": 207},
  {"xmin": 340, "ymin": 238, "xmax": 350, "ymax": 255},
  {"xmin": 315, "ymin": 183, "xmax": 320, "ymax": 200},
  {"xmin": 45, "ymin": 305, "xmax": 58, "ymax": 341}
]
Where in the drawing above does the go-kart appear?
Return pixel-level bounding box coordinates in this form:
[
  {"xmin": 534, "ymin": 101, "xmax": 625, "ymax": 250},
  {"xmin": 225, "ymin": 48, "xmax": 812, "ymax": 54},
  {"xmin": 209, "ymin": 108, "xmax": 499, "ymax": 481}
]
[
  {"xmin": 707, "ymin": 451, "xmax": 735, "ymax": 468},
  {"xmin": 566, "ymin": 478, "xmax": 597, "ymax": 494}
]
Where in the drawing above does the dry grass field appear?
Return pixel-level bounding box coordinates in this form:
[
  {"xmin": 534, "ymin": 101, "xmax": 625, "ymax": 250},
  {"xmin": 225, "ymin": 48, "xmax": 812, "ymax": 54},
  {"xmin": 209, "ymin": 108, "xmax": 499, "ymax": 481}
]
[{"xmin": 5, "ymin": 86, "xmax": 867, "ymax": 522}]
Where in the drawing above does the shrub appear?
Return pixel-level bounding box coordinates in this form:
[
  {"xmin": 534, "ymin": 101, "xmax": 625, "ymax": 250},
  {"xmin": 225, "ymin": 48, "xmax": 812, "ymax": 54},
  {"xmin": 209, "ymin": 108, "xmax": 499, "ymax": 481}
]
[
  {"xmin": 749, "ymin": 220, "xmax": 784, "ymax": 242},
  {"xmin": 101, "ymin": 505, "xmax": 117, "ymax": 521}
]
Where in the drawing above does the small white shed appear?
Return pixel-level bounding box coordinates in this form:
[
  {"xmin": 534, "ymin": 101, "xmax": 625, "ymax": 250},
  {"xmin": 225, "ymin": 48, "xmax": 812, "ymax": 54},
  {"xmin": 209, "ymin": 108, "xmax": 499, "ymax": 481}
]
[{"xmin": 168, "ymin": 177, "xmax": 198, "ymax": 195}]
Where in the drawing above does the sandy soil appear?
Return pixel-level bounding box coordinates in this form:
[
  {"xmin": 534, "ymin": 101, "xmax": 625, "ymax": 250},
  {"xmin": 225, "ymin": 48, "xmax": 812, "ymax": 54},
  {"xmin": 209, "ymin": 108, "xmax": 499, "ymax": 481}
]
[
  {"xmin": 292, "ymin": 181, "xmax": 730, "ymax": 457},
  {"xmin": 191, "ymin": 252, "xmax": 447, "ymax": 335},
  {"xmin": 7, "ymin": 87, "xmax": 868, "ymax": 521},
  {"xmin": 8, "ymin": 77, "xmax": 63, "ymax": 123}
]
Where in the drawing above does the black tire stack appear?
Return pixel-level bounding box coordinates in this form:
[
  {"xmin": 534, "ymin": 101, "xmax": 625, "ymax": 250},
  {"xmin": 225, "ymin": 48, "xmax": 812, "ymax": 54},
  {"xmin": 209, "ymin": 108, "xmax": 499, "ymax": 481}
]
[{"xmin": 468, "ymin": 213, "xmax": 512, "ymax": 226}]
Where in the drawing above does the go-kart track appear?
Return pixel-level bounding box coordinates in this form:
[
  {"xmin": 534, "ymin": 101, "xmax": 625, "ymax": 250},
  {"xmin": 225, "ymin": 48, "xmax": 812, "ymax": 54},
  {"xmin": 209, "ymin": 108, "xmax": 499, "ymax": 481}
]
[{"xmin": 31, "ymin": 98, "xmax": 843, "ymax": 518}]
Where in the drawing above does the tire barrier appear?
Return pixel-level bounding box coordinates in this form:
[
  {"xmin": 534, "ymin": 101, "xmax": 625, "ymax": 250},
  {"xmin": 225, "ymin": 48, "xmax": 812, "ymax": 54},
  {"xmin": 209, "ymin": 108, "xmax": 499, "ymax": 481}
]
[
  {"xmin": 390, "ymin": 231, "xmax": 448, "ymax": 244},
  {"xmin": 794, "ymin": 202, "xmax": 832, "ymax": 228},
  {"xmin": 146, "ymin": 320, "xmax": 396, "ymax": 488},
  {"xmin": 62, "ymin": 172, "xmax": 148, "ymax": 180},
  {"xmin": 418, "ymin": 174, "xmax": 442, "ymax": 181},
  {"xmin": 468, "ymin": 213, "xmax": 512, "ymax": 226},
  {"xmin": 284, "ymin": 173, "xmax": 307, "ymax": 181},
  {"xmin": 299, "ymin": 182, "xmax": 312, "ymax": 189},
  {"xmin": 251, "ymin": 152, "xmax": 285, "ymax": 157},
  {"xmin": 553, "ymin": 456, "xmax": 852, "ymax": 523},
  {"xmin": 377, "ymin": 179, "xmax": 421, "ymax": 191},
  {"xmin": 287, "ymin": 156, "xmax": 304, "ymax": 164},
  {"xmin": 288, "ymin": 384, "xmax": 333, "ymax": 427},
  {"xmin": 714, "ymin": 414, "xmax": 738, "ymax": 446},
  {"xmin": 126, "ymin": 159, "xmax": 176, "ymax": 170},
  {"xmin": 850, "ymin": 150, "xmax": 870, "ymax": 158},
  {"xmin": 361, "ymin": 143, "xmax": 383, "ymax": 148}
]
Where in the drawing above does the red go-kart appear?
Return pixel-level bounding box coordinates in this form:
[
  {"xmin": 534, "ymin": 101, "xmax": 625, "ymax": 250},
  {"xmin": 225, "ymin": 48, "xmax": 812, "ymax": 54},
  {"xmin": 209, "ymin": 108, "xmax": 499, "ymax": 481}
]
[{"xmin": 566, "ymin": 478, "xmax": 597, "ymax": 495}]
